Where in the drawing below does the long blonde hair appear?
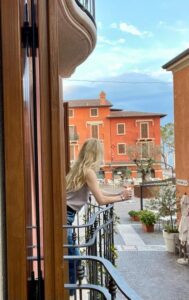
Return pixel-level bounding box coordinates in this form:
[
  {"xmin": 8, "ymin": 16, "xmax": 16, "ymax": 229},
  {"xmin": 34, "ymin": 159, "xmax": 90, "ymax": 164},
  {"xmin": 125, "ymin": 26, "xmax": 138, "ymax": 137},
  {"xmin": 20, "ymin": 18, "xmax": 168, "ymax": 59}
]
[{"xmin": 66, "ymin": 138, "xmax": 103, "ymax": 192}]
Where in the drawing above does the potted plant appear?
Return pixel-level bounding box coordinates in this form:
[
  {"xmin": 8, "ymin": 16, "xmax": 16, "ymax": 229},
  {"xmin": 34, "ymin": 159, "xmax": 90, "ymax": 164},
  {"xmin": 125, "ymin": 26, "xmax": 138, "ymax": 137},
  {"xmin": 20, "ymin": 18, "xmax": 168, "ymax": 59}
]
[
  {"xmin": 140, "ymin": 210, "xmax": 156, "ymax": 232},
  {"xmin": 128, "ymin": 210, "xmax": 140, "ymax": 221},
  {"xmin": 147, "ymin": 184, "xmax": 179, "ymax": 252}
]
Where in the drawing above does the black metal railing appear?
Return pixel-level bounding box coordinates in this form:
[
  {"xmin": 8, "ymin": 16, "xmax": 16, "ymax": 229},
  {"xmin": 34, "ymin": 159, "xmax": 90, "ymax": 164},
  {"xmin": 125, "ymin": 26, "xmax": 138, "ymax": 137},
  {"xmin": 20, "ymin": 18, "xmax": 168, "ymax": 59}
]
[
  {"xmin": 75, "ymin": 0, "xmax": 96, "ymax": 24},
  {"xmin": 63, "ymin": 196, "xmax": 143, "ymax": 299}
]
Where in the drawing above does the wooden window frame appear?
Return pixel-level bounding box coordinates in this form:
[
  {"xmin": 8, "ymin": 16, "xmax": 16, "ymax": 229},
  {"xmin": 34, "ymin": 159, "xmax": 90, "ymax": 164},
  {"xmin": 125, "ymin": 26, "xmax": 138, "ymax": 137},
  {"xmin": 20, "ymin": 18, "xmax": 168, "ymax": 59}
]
[
  {"xmin": 117, "ymin": 143, "xmax": 126, "ymax": 155},
  {"xmin": 90, "ymin": 107, "xmax": 98, "ymax": 117},
  {"xmin": 117, "ymin": 123, "xmax": 125, "ymax": 135},
  {"xmin": 69, "ymin": 108, "xmax": 74, "ymax": 118},
  {"xmin": 90, "ymin": 124, "xmax": 99, "ymax": 139},
  {"xmin": 140, "ymin": 122, "xmax": 149, "ymax": 139}
]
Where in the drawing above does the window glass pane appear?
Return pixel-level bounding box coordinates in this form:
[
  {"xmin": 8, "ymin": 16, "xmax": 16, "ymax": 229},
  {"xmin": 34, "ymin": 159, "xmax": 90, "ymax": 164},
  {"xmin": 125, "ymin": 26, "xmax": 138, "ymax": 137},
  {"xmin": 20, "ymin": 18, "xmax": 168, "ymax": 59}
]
[
  {"xmin": 141, "ymin": 143, "xmax": 148, "ymax": 158},
  {"xmin": 91, "ymin": 108, "xmax": 98, "ymax": 116},
  {"xmin": 91, "ymin": 125, "xmax": 98, "ymax": 138},
  {"xmin": 118, "ymin": 144, "xmax": 126, "ymax": 154},
  {"xmin": 117, "ymin": 124, "xmax": 124, "ymax": 134},
  {"xmin": 141, "ymin": 123, "xmax": 148, "ymax": 138},
  {"xmin": 69, "ymin": 126, "xmax": 75, "ymax": 136},
  {"xmin": 70, "ymin": 145, "xmax": 74, "ymax": 161},
  {"xmin": 69, "ymin": 126, "xmax": 78, "ymax": 140},
  {"xmin": 69, "ymin": 109, "xmax": 73, "ymax": 117}
]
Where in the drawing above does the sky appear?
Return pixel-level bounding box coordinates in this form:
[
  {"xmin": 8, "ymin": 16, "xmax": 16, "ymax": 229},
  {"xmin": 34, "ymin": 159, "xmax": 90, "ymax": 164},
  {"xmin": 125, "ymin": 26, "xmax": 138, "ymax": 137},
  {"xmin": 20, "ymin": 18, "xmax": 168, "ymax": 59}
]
[{"xmin": 63, "ymin": 0, "xmax": 189, "ymax": 125}]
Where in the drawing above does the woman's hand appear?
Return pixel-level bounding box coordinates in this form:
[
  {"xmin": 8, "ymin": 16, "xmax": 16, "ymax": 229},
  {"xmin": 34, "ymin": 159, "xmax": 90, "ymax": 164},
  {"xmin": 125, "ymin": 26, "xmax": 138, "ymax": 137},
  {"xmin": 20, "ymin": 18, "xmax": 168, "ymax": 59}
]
[{"xmin": 120, "ymin": 186, "xmax": 132, "ymax": 200}]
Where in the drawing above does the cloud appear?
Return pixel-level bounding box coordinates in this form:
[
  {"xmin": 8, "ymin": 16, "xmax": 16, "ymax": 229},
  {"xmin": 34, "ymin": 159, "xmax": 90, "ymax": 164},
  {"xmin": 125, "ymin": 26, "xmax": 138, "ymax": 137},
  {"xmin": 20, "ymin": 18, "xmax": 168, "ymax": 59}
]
[
  {"xmin": 157, "ymin": 20, "xmax": 189, "ymax": 35},
  {"xmin": 65, "ymin": 40, "xmax": 186, "ymax": 81},
  {"xmin": 97, "ymin": 35, "xmax": 125, "ymax": 46},
  {"xmin": 111, "ymin": 22, "xmax": 153, "ymax": 37},
  {"xmin": 119, "ymin": 22, "xmax": 143, "ymax": 36}
]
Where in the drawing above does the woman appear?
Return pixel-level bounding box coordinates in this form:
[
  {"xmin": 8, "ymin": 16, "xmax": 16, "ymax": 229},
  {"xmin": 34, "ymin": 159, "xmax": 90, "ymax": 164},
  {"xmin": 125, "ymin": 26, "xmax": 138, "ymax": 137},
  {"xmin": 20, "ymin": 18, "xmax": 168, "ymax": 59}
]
[
  {"xmin": 66, "ymin": 138, "xmax": 131, "ymax": 288},
  {"xmin": 66, "ymin": 138, "xmax": 131, "ymax": 209}
]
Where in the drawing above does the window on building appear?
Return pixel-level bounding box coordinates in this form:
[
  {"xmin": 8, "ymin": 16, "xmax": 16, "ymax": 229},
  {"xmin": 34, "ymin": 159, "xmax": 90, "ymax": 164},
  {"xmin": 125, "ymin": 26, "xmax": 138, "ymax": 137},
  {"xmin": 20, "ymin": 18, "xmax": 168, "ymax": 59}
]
[
  {"xmin": 141, "ymin": 142, "xmax": 149, "ymax": 158},
  {"xmin": 117, "ymin": 143, "xmax": 126, "ymax": 155},
  {"xmin": 91, "ymin": 124, "xmax": 99, "ymax": 138},
  {"xmin": 69, "ymin": 109, "xmax": 74, "ymax": 118},
  {"xmin": 69, "ymin": 125, "xmax": 78, "ymax": 140},
  {"xmin": 70, "ymin": 144, "xmax": 75, "ymax": 161},
  {"xmin": 140, "ymin": 123, "xmax": 148, "ymax": 138},
  {"xmin": 117, "ymin": 123, "xmax": 125, "ymax": 135},
  {"xmin": 90, "ymin": 108, "xmax": 98, "ymax": 117}
]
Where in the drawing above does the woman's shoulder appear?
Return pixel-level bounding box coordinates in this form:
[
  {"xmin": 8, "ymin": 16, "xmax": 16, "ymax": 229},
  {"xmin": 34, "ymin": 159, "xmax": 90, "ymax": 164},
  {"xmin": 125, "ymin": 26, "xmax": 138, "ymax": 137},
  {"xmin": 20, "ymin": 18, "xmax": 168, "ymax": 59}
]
[{"xmin": 85, "ymin": 168, "xmax": 96, "ymax": 177}]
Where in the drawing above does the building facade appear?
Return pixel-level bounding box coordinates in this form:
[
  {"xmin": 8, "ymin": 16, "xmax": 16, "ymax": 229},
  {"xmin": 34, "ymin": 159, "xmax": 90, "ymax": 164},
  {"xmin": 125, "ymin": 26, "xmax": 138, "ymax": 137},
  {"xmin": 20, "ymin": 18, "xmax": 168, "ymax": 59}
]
[
  {"xmin": 67, "ymin": 91, "xmax": 165, "ymax": 181},
  {"xmin": 163, "ymin": 49, "xmax": 189, "ymax": 197}
]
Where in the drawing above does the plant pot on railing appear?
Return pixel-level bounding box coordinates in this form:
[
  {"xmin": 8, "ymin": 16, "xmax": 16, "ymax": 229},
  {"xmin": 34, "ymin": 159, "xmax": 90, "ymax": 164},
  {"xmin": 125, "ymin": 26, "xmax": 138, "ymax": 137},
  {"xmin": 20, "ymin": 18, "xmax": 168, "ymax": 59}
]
[{"xmin": 140, "ymin": 210, "xmax": 156, "ymax": 233}]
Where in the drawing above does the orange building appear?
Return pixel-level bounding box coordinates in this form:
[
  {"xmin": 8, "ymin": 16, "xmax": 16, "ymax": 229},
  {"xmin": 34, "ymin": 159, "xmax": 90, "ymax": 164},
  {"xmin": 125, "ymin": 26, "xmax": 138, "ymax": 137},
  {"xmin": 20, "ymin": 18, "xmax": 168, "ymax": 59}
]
[
  {"xmin": 67, "ymin": 91, "xmax": 165, "ymax": 181},
  {"xmin": 163, "ymin": 49, "xmax": 189, "ymax": 196}
]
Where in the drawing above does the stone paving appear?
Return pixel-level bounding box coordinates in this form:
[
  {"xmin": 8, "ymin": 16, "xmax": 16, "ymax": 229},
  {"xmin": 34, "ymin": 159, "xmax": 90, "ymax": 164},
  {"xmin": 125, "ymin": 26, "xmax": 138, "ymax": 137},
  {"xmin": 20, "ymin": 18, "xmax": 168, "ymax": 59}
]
[{"xmin": 114, "ymin": 197, "xmax": 189, "ymax": 300}]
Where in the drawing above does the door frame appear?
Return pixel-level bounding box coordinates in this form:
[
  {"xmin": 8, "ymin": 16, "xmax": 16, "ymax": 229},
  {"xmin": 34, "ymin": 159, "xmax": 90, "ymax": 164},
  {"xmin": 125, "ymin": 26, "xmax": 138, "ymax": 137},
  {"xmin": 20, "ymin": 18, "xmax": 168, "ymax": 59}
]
[{"xmin": 1, "ymin": 0, "xmax": 68, "ymax": 299}]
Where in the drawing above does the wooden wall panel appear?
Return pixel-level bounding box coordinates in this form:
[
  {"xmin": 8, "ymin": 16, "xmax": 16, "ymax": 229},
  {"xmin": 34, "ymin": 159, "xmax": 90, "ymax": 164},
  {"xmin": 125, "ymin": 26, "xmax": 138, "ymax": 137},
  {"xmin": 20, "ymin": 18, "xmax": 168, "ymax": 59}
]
[
  {"xmin": 46, "ymin": 0, "xmax": 65, "ymax": 297},
  {"xmin": 1, "ymin": 0, "xmax": 68, "ymax": 298},
  {"xmin": 1, "ymin": 0, "xmax": 27, "ymax": 299},
  {"xmin": 38, "ymin": 0, "xmax": 68, "ymax": 299}
]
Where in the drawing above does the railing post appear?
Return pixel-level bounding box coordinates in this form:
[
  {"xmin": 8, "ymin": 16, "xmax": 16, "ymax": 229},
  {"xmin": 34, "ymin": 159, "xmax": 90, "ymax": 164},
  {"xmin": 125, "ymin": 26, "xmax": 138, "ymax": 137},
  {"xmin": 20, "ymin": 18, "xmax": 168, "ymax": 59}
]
[
  {"xmin": 109, "ymin": 278, "xmax": 117, "ymax": 300},
  {"xmin": 140, "ymin": 184, "xmax": 143, "ymax": 210}
]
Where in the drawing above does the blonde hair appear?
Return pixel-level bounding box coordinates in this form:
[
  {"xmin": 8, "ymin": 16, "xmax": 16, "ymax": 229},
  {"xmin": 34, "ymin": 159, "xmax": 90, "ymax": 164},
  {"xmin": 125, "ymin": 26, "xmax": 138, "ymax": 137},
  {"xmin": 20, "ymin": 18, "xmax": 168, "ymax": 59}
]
[{"xmin": 66, "ymin": 138, "xmax": 103, "ymax": 192}]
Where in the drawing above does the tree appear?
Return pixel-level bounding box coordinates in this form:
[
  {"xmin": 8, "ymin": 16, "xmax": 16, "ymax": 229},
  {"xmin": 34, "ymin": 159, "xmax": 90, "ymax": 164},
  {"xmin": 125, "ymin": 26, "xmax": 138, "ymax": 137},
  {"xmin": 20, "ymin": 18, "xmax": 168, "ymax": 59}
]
[
  {"xmin": 161, "ymin": 123, "xmax": 175, "ymax": 167},
  {"xmin": 127, "ymin": 143, "xmax": 161, "ymax": 182}
]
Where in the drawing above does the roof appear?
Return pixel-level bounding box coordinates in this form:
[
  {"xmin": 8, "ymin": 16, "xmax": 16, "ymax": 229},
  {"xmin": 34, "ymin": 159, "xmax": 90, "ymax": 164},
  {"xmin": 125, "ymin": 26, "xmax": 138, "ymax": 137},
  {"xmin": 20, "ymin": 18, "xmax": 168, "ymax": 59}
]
[
  {"xmin": 66, "ymin": 99, "xmax": 112, "ymax": 108},
  {"xmin": 162, "ymin": 48, "xmax": 189, "ymax": 69},
  {"xmin": 110, "ymin": 108, "xmax": 122, "ymax": 112},
  {"xmin": 107, "ymin": 111, "xmax": 166, "ymax": 118}
]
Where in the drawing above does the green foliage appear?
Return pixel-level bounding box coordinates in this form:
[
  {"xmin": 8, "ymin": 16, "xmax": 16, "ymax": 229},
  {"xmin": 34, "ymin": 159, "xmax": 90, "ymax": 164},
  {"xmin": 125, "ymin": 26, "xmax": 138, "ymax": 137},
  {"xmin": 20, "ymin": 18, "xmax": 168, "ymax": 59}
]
[
  {"xmin": 134, "ymin": 158, "xmax": 156, "ymax": 182},
  {"xmin": 127, "ymin": 144, "xmax": 161, "ymax": 182},
  {"xmin": 164, "ymin": 224, "xmax": 179, "ymax": 233},
  {"xmin": 128, "ymin": 210, "xmax": 140, "ymax": 217},
  {"xmin": 146, "ymin": 185, "xmax": 178, "ymax": 232},
  {"xmin": 161, "ymin": 123, "xmax": 174, "ymax": 152},
  {"xmin": 161, "ymin": 123, "xmax": 175, "ymax": 166},
  {"xmin": 140, "ymin": 210, "xmax": 156, "ymax": 225}
]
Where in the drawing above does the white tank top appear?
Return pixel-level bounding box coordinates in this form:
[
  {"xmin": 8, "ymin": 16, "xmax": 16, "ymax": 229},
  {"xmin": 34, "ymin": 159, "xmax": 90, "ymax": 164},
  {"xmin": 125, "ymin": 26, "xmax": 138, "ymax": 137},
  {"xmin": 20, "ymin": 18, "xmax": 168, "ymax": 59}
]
[{"xmin": 66, "ymin": 184, "xmax": 90, "ymax": 212}]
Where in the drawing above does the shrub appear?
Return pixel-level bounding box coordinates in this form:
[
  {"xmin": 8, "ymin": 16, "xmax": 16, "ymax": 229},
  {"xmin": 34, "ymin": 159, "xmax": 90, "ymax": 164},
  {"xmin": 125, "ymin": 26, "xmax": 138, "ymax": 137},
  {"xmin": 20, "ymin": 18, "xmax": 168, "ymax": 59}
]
[
  {"xmin": 164, "ymin": 224, "xmax": 179, "ymax": 234},
  {"xmin": 140, "ymin": 210, "xmax": 156, "ymax": 226},
  {"xmin": 146, "ymin": 185, "xmax": 178, "ymax": 232},
  {"xmin": 128, "ymin": 210, "xmax": 140, "ymax": 217}
]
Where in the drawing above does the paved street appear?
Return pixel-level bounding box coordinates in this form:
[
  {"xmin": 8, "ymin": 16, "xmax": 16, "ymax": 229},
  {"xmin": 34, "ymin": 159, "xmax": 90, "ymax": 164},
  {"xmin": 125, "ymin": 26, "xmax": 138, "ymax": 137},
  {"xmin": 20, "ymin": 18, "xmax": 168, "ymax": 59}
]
[{"xmin": 114, "ymin": 197, "xmax": 189, "ymax": 300}]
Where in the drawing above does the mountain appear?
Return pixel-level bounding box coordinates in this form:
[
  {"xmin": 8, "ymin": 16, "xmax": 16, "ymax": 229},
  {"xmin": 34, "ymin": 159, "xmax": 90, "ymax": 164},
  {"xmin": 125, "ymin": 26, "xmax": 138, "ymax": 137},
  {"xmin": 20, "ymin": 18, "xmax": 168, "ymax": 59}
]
[{"xmin": 63, "ymin": 72, "xmax": 173, "ymax": 125}]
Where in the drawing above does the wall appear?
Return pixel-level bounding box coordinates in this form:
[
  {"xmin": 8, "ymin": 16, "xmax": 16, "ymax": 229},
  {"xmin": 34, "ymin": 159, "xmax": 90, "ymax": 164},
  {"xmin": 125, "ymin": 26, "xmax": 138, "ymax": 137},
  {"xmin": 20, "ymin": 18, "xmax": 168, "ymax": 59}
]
[
  {"xmin": 173, "ymin": 65, "xmax": 189, "ymax": 196},
  {"xmin": 69, "ymin": 103, "xmax": 163, "ymax": 180}
]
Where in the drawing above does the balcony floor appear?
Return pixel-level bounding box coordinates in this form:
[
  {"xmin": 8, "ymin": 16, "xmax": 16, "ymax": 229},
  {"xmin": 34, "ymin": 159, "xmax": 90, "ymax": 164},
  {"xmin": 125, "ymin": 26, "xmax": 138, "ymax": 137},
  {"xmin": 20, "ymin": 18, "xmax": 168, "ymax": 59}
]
[{"xmin": 114, "ymin": 198, "xmax": 189, "ymax": 300}]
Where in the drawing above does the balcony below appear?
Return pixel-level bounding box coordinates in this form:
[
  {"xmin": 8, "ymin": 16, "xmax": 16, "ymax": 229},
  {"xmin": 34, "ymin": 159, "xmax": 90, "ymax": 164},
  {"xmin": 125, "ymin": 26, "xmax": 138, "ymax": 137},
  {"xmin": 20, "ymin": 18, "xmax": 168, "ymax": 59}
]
[{"xmin": 58, "ymin": 0, "xmax": 97, "ymax": 77}]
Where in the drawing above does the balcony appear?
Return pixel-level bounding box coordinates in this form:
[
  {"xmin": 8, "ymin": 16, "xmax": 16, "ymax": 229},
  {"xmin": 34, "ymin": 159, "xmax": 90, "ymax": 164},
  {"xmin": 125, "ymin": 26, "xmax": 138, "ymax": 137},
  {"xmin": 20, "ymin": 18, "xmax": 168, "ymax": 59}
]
[
  {"xmin": 63, "ymin": 196, "xmax": 142, "ymax": 299},
  {"xmin": 58, "ymin": 0, "xmax": 97, "ymax": 77},
  {"xmin": 76, "ymin": 0, "xmax": 96, "ymax": 23}
]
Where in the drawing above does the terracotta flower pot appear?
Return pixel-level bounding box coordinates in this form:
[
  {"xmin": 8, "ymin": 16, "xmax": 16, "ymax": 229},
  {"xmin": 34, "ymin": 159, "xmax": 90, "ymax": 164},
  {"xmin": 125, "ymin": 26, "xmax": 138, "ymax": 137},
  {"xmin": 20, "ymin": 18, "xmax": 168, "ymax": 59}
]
[
  {"xmin": 142, "ymin": 223, "xmax": 154, "ymax": 233},
  {"xmin": 132, "ymin": 215, "xmax": 140, "ymax": 222}
]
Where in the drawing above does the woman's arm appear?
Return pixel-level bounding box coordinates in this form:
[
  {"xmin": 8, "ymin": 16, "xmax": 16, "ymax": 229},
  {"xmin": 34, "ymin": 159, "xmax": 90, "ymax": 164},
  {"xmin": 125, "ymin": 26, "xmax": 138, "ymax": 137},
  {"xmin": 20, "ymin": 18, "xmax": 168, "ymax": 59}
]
[{"xmin": 85, "ymin": 169, "xmax": 131, "ymax": 205}]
